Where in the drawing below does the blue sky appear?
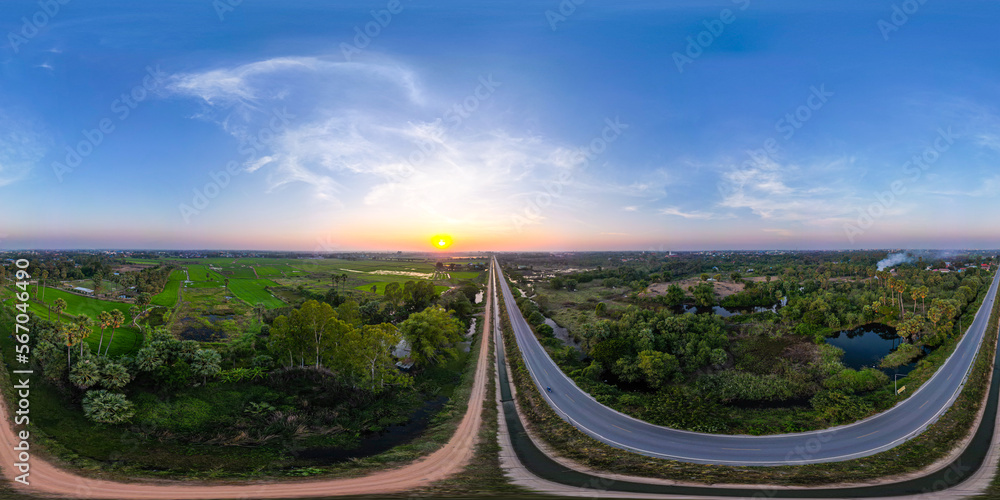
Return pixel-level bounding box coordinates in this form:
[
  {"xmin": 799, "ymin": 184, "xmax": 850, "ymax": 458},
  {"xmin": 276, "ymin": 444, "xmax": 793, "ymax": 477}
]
[{"xmin": 1, "ymin": 0, "xmax": 999, "ymax": 251}]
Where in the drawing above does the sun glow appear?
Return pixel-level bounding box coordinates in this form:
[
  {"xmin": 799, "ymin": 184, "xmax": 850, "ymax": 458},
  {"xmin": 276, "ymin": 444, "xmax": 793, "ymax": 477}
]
[{"xmin": 431, "ymin": 234, "xmax": 453, "ymax": 250}]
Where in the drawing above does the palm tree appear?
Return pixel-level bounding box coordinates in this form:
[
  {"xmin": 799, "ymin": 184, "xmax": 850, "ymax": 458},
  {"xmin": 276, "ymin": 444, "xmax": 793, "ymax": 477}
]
[
  {"xmin": 104, "ymin": 310, "xmax": 125, "ymax": 356},
  {"xmin": 60, "ymin": 323, "xmax": 75, "ymax": 370},
  {"xmin": 53, "ymin": 298, "xmax": 67, "ymax": 319},
  {"xmin": 74, "ymin": 316, "xmax": 94, "ymax": 357},
  {"xmin": 253, "ymin": 302, "xmax": 266, "ymax": 323},
  {"xmin": 40, "ymin": 269, "xmax": 49, "ymax": 302},
  {"xmin": 82, "ymin": 390, "xmax": 135, "ymax": 424},
  {"xmin": 96, "ymin": 311, "xmax": 112, "ymax": 355},
  {"xmin": 101, "ymin": 362, "xmax": 131, "ymax": 389},
  {"xmin": 69, "ymin": 359, "xmax": 102, "ymax": 390},
  {"xmin": 916, "ymin": 285, "xmax": 930, "ymax": 315},
  {"xmin": 224, "ymin": 278, "xmax": 230, "ymax": 294}
]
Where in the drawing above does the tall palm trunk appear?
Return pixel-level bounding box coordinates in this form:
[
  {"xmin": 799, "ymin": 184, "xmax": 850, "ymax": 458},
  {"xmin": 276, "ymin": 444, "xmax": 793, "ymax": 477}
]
[
  {"xmin": 97, "ymin": 327, "xmax": 106, "ymax": 355},
  {"xmin": 104, "ymin": 328, "xmax": 116, "ymax": 356}
]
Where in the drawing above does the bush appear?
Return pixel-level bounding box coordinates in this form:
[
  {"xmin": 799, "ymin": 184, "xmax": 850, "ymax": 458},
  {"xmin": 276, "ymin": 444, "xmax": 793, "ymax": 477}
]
[
  {"xmin": 880, "ymin": 343, "xmax": 921, "ymax": 368},
  {"xmin": 811, "ymin": 390, "xmax": 874, "ymax": 424},
  {"xmin": 696, "ymin": 371, "xmax": 799, "ymax": 403},
  {"xmin": 536, "ymin": 324, "xmax": 554, "ymax": 337},
  {"xmin": 822, "ymin": 368, "xmax": 888, "ymax": 394},
  {"xmin": 527, "ymin": 311, "xmax": 545, "ymax": 326},
  {"xmin": 83, "ymin": 390, "xmax": 135, "ymax": 425}
]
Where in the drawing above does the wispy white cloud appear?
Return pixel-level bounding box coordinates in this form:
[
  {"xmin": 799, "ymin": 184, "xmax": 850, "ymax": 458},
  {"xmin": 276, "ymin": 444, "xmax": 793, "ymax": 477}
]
[
  {"xmin": 924, "ymin": 175, "xmax": 1000, "ymax": 198},
  {"xmin": 167, "ymin": 56, "xmax": 423, "ymax": 108},
  {"xmin": 166, "ymin": 55, "xmax": 586, "ymax": 232},
  {"xmin": 716, "ymin": 157, "xmax": 859, "ymax": 225},
  {"xmin": 659, "ymin": 206, "xmax": 716, "ymax": 220}
]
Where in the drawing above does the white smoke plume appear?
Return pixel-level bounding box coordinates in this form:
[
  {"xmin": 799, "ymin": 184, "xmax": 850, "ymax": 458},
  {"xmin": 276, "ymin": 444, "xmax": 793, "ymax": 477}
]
[{"xmin": 877, "ymin": 252, "xmax": 913, "ymax": 271}]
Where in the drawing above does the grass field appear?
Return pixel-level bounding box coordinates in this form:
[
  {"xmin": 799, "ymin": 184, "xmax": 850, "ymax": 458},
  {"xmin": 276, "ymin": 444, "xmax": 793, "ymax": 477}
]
[
  {"xmin": 219, "ymin": 266, "xmax": 257, "ymax": 279},
  {"xmin": 152, "ymin": 270, "xmax": 185, "ymax": 308},
  {"xmin": 354, "ymin": 281, "xmax": 450, "ymax": 296},
  {"xmin": 185, "ymin": 264, "xmax": 226, "ymax": 282},
  {"xmin": 224, "ymin": 279, "xmax": 285, "ymax": 309},
  {"xmin": 62, "ymin": 280, "xmax": 130, "ymax": 294},
  {"xmin": 446, "ymin": 271, "xmax": 482, "ymax": 281},
  {"xmin": 124, "ymin": 258, "xmax": 162, "ymax": 265},
  {"xmin": 25, "ymin": 287, "xmax": 142, "ymax": 356}
]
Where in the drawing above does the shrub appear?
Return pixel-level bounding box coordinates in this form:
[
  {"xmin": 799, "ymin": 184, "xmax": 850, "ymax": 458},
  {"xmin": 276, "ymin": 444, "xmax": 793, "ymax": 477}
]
[
  {"xmin": 527, "ymin": 311, "xmax": 545, "ymax": 326},
  {"xmin": 83, "ymin": 390, "xmax": 135, "ymax": 425},
  {"xmin": 822, "ymin": 368, "xmax": 888, "ymax": 394},
  {"xmin": 536, "ymin": 324, "xmax": 554, "ymax": 337}
]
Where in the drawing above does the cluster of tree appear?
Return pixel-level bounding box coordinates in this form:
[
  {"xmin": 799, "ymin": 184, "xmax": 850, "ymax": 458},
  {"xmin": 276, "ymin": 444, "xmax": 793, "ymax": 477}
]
[
  {"xmin": 26, "ymin": 315, "xmax": 224, "ymax": 425},
  {"xmin": 719, "ymin": 280, "xmax": 782, "ymax": 308},
  {"xmin": 267, "ymin": 300, "xmax": 464, "ymax": 392},
  {"xmin": 578, "ymin": 308, "xmax": 728, "ymax": 389}
]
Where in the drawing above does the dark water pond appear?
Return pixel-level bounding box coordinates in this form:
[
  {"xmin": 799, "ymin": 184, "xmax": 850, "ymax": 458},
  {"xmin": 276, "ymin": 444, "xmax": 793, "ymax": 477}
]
[
  {"xmin": 825, "ymin": 323, "xmax": 929, "ymax": 376},
  {"xmin": 673, "ymin": 304, "xmax": 781, "ymax": 317},
  {"xmin": 544, "ymin": 317, "xmax": 580, "ymax": 350},
  {"xmin": 295, "ymin": 396, "xmax": 448, "ymax": 463}
]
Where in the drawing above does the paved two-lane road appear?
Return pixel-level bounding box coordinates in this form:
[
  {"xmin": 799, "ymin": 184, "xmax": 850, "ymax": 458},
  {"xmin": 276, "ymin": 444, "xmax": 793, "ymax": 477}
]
[{"xmin": 496, "ymin": 257, "xmax": 1000, "ymax": 465}]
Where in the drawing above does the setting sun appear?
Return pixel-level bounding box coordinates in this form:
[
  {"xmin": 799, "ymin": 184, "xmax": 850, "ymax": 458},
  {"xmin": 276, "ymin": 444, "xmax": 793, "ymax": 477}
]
[{"xmin": 431, "ymin": 234, "xmax": 454, "ymax": 250}]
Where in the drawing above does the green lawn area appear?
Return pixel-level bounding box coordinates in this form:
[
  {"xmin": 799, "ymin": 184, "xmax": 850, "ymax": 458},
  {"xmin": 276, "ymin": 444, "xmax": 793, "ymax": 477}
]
[
  {"xmin": 185, "ymin": 264, "xmax": 226, "ymax": 282},
  {"xmin": 25, "ymin": 287, "xmax": 142, "ymax": 356},
  {"xmin": 251, "ymin": 265, "xmax": 286, "ymax": 277},
  {"xmin": 225, "ymin": 279, "xmax": 285, "ymax": 309},
  {"xmin": 62, "ymin": 279, "xmax": 129, "ymax": 293},
  {"xmin": 124, "ymin": 258, "xmax": 162, "ymax": 265},
  {"xmin": 219, "ymin": 266, "xmax": 257, "ymax": 279},
  {"xmin": 36, "ymin": 286, "xmax": 131, "ymax": 317},
  {"xmin": 152, "ymin": 269, "xmax": 186, "ymax": 308},
  {"xmin": 446, "ymin": 271, "xmax": 482, "ymax": 281},
  {"xmin": 354, "ymin": 281, "xmax": 449, "ymax": 296}
]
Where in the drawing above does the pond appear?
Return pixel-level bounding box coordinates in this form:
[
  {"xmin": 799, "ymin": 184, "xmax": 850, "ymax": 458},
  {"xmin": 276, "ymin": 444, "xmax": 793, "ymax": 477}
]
[
  {"xmin": 294, "ymin": 396, "xmax": 448, "ymax": 464},
  {"xmin": 673, "ymin": 303, "xmax": 782, "ymax": 318},
  {"xmin": 544, "ymin": 317, "xmax": 581, "ymax": 350},
  {"xmin": 825, "ymin": 323, "xmax": 928, "ymax": 376}
]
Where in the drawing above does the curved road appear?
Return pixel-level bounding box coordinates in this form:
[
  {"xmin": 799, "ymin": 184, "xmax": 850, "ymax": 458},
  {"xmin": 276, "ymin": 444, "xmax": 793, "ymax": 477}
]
[
  {"xmin": 496, "ymin": 257, "xmax": 1000, "ymax": 465},
  {"xmin": 0, "ymin": 271, "xmax": 495, "ymax": 499}
]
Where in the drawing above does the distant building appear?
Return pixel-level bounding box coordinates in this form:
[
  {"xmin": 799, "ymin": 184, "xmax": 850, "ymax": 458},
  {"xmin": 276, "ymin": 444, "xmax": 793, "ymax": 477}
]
[{"xmin": 74, "ymin": 287, "xmax": 94, "ymax": 294}]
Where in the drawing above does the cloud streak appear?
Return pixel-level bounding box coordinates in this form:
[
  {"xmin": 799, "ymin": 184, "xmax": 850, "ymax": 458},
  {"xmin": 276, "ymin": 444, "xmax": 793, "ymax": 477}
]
[{"xmin": 166, "ymin": 55, "xmax": 587, "ymax": 233}]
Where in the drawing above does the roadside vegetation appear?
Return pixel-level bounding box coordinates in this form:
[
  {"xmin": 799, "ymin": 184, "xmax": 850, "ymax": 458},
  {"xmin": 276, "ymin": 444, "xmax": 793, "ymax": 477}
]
[
  {"xmin": 505, "ymin": 251, "xmax": 993, "ymax": 434},
  {"xmin": 0, "ymin": 252, "xmax": 487, "ymax": 479},
  {"xmin": 499, "ymin": 273, "xmax": 1000, "ymax": 485}
]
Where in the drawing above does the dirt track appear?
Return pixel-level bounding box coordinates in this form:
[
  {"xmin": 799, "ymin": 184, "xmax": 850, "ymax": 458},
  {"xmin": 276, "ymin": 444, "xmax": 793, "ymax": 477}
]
[{"xmin": 0, "ymin": 271, "xmax": 494, "ymax": 499}]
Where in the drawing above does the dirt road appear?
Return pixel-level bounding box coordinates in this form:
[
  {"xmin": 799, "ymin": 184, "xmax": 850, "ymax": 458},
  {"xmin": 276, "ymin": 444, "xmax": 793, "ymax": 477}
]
[{"xmin": 0, "ymin": 271, "xmax": 494, "ymax": 499}]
